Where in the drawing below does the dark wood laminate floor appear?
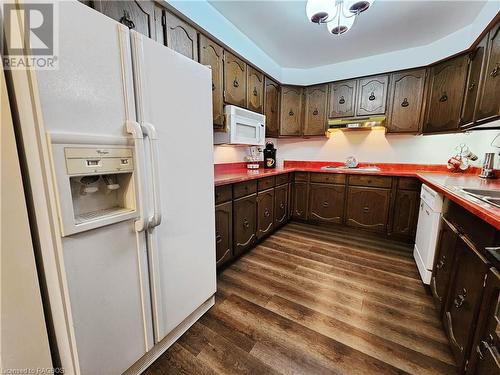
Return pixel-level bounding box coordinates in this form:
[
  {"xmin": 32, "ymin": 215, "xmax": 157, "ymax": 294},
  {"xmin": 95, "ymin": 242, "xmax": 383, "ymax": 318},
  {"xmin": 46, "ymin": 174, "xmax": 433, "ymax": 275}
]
[{"xmin": 145, "ymin": 222, "xmax": 456, "ymax": 375}]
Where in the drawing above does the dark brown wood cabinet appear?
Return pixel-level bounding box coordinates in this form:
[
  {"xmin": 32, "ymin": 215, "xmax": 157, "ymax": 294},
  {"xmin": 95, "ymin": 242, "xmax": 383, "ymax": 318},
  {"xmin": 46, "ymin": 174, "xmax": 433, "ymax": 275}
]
[
  {"xmin": 467, "ymin": 268, "xmax": 500, "ymax": 375},
  {"xmin": 215, "ymin": 201, "xmax": 232, "ymax": 267},
  {"xmin": 247, "ymin": 67, "xmax": 264, "ymax": 113},
  {"xmin": 356, "ymin": 75, "xmax": 389, "ymax": 116},
  {"xmin": 164, "ymin": 11, "xmax": 198, "ymax": 60},
  {"xmin": 303, "ymin": 84, "xmax": 328, "ymax": 136},
  {"xmin": 423, "ymin": 54, "xmax": 469, "ymax": 133},
  {"xmin": 308, "ymin": 183, "xmax": 345, "ymax": 224},
  {"xmin": 257, "ymin": 189, "xmax": 274, "ymax": 239},
  {"xmin": 391, "ymin": 189, "xmax": 419, "ymax": 237},
  {"xmin": 292, "ymin": 182, "xmax": 308, "ymax": 220},
  {"xmin": 476, "ymin": 24, "xmax": 500, "ymax": 123},
  {"xmin": 387, "ymin": 69, "xmax": 426, "ymax": 133},
  {"xmin": 198, "ymin": 34, "xmax": 224, "ymax": 128},
  {"xmin": 224, "ymin": 51, "xmax": 247, "ymax": 107},
  {"xmin": 430, "ymin": 217, "xmax": 459, "ymax": 313},
  {"xmin": 328, "ymin": 80, "xmax": 357, "ymax": 118},
  {"xmin": 264, "ymin": 77, "xmax": 280, "ymax": 137},
  {"xmin": 274, "ymin": 183, "xmax": 289, "ymax": 227},
  {"xmin": 97, "ymin": 1, "xmax": 155, "ymax": 38},
  {"xmin": 233, "ymin": 194, "xmax": 257, "ymax": 256},
  {"xmin": 346, "ymin": 186, "xmax": 390, "ymax": 232},
  {"xmin": 443, "ymin": 236, "xmax": 489, "ymax": 369},
  {"xmin": 280, "ymin": 86, "xmax": 303, "ymax": 136}
]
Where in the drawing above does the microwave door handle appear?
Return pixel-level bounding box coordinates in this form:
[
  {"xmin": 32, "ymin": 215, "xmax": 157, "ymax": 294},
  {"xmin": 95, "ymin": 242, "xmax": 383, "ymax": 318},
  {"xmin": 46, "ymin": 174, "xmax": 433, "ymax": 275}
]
[{"xmin": 141, "ymin": 122, "xmax": 162, "ymax": 229}]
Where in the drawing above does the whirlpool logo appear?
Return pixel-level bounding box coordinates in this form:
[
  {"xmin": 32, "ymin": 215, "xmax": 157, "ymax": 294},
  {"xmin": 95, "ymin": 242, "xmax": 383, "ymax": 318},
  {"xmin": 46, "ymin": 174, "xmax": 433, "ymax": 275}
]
[{"xmin": 2, "ymin": 1, "xmax": 59, "ymax": 69}]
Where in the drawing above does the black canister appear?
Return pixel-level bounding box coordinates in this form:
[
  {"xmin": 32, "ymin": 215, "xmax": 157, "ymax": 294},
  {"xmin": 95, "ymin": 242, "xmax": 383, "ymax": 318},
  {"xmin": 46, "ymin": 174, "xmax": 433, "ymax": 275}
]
[{"xmin": 264, "ymin": 142, "xmax": 276, "ymax": 169}]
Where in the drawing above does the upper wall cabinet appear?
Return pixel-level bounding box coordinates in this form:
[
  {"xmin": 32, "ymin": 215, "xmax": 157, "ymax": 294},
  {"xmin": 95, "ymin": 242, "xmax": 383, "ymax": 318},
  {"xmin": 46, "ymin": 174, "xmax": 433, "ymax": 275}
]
[
  {"xmin": 198, "ymin": 34, "xmax": 224, "ymax": 128},
  {"xmin": 247, "ymin": 67, "xmax": 264, "ymax": 113},
  {"xmin": 153, "ymin": 4, "xmax": 165, "ymax": 44},
  {"xmin": 423, "ymin": 55, "xmax": 468, "ymax": 134},
  {"xmin": 303, "ymin": 84, "xmax": 328, "ymax": 136},
  {"xmin": 97, "ymin": 1, "xmax": 155, "ymax": 38},
  {"xmin": 224, "ymin": 51, "xmax": 247, "ymax": 108},
  {"xmin": 164, "ymin": 11, "xmax": 198, "ymax": 60},
  {"xmin": 386, "ymin": 69, "xmax": 427, "ymax": 133},
  {"xmin": 356, "ymin": 75, "xmax": 389, "ymax": 116},
  {"xmin": 476, "ymin": 23, "xmax": 500, "ymax": 123},
  {"xmin": 264, "ymin": 77, "xmax": 280, "ymax": 137},
  {"xmin": 328, "ymin": 80, "xmax": 357, "ymax": 118},
  {"xmin": 280, "ymin": 86, "xmax": 303, "ymax": 136}
]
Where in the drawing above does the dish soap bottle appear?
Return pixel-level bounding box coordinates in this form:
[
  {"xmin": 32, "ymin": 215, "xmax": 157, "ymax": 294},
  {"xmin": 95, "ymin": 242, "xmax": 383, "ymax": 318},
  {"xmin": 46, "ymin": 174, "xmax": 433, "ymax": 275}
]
[{"xmin": 264, "ymin": 142, "xmax": 276, "ymax": 169}]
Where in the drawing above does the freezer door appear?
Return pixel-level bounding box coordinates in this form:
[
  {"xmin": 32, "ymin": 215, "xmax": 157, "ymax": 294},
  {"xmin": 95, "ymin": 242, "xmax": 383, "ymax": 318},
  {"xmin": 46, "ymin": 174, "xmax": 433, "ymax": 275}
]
[{"xmin": 130, "ymin": 32, "xmax": 216, "ymax": 342}]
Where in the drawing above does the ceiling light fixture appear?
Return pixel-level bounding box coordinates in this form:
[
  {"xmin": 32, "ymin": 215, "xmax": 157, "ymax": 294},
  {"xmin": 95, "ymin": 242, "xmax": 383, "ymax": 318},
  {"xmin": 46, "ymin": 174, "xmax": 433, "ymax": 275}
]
[{"xmin": 306, "ymin": 0, "xmax": 374, "ymax": 35}]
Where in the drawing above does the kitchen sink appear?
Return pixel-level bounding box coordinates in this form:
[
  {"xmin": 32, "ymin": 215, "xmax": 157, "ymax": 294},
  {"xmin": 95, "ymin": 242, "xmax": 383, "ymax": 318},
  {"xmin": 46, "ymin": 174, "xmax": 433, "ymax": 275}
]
[
  {"xmin": 321, "ymin": 166, "xmax": 381, "ymax": 172},
  {"xmin": 459, "ymin": 188, "xmax": 500, "ymax": 208}
]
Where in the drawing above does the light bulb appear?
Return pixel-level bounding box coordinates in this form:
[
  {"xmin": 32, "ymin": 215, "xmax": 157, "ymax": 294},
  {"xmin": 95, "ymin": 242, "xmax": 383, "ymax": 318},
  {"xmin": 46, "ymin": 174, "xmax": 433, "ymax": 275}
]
[
  {"xmin": 327, "ymin": 12, "xmax": 356, "ymax": 34},
  {"xmin": 344, "ymin": 0, "xmax": 374, "ymax": 14},
  {"xmin": 306, "ymin": 0, "xmax": 337, "ymax": 23}
]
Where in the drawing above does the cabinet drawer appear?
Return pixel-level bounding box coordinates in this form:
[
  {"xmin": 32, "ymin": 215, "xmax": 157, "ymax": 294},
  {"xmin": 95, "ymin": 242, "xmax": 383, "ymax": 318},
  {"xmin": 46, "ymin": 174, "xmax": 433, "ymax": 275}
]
[
  {"xmin": 276, "ymin": 173, "xmax": 290, "ymax": 186},
  {"xmin": 310, "ymin": 173, "xmax": 346, "ymax": 185},
  {"xmin": 294, "ymin": 172, "xmax": 309, "ymax": 182},
  {"xmin": 349, "ymin": 175, "xmax": 392, "ymax": 188},
  {"xmin": 258, "ymin": 176, "xmax": 276, "ymax": 191},
  {"xmin": 215, "ymin": 185, "xmax": 232, "ymax": 204},
  {"xmin": 398, "ymin": 177, "xmax": 421, "ymax": 191},
  {"xmin": 233, "ymin": 180, "xmax": 257, "ymax": 199}
]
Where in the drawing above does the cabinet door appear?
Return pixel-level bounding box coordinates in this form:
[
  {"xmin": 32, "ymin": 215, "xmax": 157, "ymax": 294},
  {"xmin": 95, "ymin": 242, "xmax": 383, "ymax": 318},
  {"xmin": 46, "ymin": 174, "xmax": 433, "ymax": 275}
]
[
  {"xmin": 423, "ymin": 55, "xmax": 468, "ymax": 133},
  {"xmin": 264, "ymin": 77, "xmax": 280, "ymax": 137},
  {"xmin": 328, "ymin": 80, "xmax": 356, "ymax": 118},
  {"xmin": 461, "ymin": 37, "xmax": 487, "ymax": 127},
  {"xmin": 247, "ymin": 67, "xmax": 264, "ymax": 113},
  {"xmin": 97, "ymin": 1, "xmax": 154, "ymax": 38},
  {"xmin": 346, "ymin": 187, "xmax": 390, "ymax": 232},
  {"xmin": 356, "ymin": 75, "xmax": 389, "ymax": 116},
  {"xmin": 443, "ymin": 236, "xmax": 489, "ymax": 369},
  {"xmin": 224, "ymin": 51, "xmax": 247, "ymax": 107},
  {"xmin": 233, "ymin": 194, "xmax": 256, "ymax": 256},
  {"xmin": 164, "ymin": 12, "xmax": 198, "ymax": 60},
  {"xmin": 386, "ymin": 69, "xmax": 426, "ymax": 133},
  {"xmin": 274, "ymin": 183, "xmax": 289, "ymax": 227},
  {"xmin": 430, "ymin": 218, "xmax": 459, "ymax": 314},
  {"xmin": 303, "ymin": 84, "xmax": 328, "ymax": 136},
  {"xmin": 215, "ymin": 201, "xmax": 232, "ymax": 268},
  {"xmin": 391, "ymin": 189, "xmax": 419, "ymax": 237},
  {"xmin": 153, "ymin": 4, "xmax": 165, "ymax": 45},
  {"xmin": 476, "ymin": 24, "xmax": 500, "ymax": 122},
  {"xmin": 467, "ymin": 268, "xmax": 500, "ymax": 375},
  {"xmin": 280, "ymin": 86, "xmax": 303, "ymax": 136},
  {"xmin": 292, "ymin": 182, "xmax": 308, "ymax": 220},
  {"xmin": 199, "ymin": 34, "xmax": 224, "ymax": 128},
  {"xmin": 257, "ymin": 189, "xmax": 274, "ymax": 239},
  {"xmin": 308, "ymin": 184, "xmax": 345, "ymax": 224}
]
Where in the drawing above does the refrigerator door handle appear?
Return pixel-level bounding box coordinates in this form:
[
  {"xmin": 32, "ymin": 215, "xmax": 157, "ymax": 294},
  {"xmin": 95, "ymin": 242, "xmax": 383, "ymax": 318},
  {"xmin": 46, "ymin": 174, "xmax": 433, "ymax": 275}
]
[
  {"xmin": 125, "ymin": 120, "xmax": 148, "ymax": 232},
  {"xmin": 141, "ymin": 121, "xmax": 162, "ymax": 228}
]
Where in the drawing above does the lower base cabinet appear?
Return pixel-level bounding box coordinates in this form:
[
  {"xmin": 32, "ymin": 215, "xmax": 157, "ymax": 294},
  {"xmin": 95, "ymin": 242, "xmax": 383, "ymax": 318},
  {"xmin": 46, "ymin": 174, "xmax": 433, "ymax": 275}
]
[
  {"xmin": 292, "ymin": 182, "xmax": 308, "ymax": 220},
  {"xmin": 233, "ymin": 194, "xmax": 257, "ymax": 256},
  {"xmin": 308, "ymin": 183, "xmax": 345, "ymax": 223},
  {"xmin": 257, "ymin": 188, "xmax": 275, "ymax": 239},
  {"xmin": 214, "ymin": 201, "xmax": 232, "ymax": 267},
  {"xmin": 274, "ymin": 183, "xmax": 289, "ymax": 227},
  {"xmin": 391, "ymin": 189, "xmax": 419, "ymax": 237},
  {"xmin": 346, "ymin": 186, "xmax": 390, "ymax": 232}
]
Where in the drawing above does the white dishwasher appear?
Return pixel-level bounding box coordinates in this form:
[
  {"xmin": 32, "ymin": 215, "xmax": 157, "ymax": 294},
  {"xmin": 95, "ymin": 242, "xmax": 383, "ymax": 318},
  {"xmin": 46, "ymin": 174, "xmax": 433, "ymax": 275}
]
[{"xmin": 414, "ymin": 184, "xmax": 444, "ymax": 284}]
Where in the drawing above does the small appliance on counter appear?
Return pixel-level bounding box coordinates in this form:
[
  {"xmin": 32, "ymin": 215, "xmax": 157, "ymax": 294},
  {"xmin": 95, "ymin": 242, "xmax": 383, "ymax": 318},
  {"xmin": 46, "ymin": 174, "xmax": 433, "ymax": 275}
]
[
  {"xmin": 245, "ymin": 146, "xmax": 262, "ymax": 169},
  {"xmin": 480, "ymin": 152, "xmax": 496, "ymax": 179},
  {"xmin": 264, "ymin": 142, "xmax": 277, "ymax": 169}
]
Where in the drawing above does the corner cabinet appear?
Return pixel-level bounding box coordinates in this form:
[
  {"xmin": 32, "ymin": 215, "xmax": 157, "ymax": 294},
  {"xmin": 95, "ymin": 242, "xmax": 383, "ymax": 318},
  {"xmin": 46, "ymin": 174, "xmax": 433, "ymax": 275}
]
[
  {"xmin": 328, "ymin": 80, "xmax": 357, "ymax": 118},
  {"xmin": 422, "ymin": 54, "xmax": 468, "ymax": 134},
  {"xmin": 386, "ymin": 69, "xmax": 426, "ymax": 133},
  {"xmin": 257, "ymin": 189, "xmax": 274, "ymax": 239},
  {"xmin": 224, "ymin": 51, "xmax": 247, "ymax": 107},
  {"xmin": 198, "ymin": 35, "xmax": 224, "ymax": 128},
  {"xmin": 274, "ymin": 183, "xmax": 289, "ymax": 227},
  {"xmin": 264, "ymin": 77, "xmax": 280, "ymax": 137},
  {"xmin": 303, "ymin": 84, "xmax": 328, "ymax": 136},
  {"xmin": 292, "ymin": 182, "xmax": 308, "ymax": 220},
  {"xmin": 247, "ymin": 67, "xmax": 264, "ymax": 113},
  {"xmin": 280, "ymin": 86, "xmax": 303, "ymax": 136},
  {"xmin": 356, "ymin": 75, "xmax": 389, "ymax": 116},
  {"xmin": 164, "ymin": 11, "xmax": 198, "ymax": 60}
]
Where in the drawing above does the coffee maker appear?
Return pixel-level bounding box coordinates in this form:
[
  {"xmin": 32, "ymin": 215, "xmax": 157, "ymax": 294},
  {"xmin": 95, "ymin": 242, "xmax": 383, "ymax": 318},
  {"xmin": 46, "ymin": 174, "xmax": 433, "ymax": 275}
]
[{"xmin": 480, "ymin": 153, "xmax": 496, "ymax": 179}]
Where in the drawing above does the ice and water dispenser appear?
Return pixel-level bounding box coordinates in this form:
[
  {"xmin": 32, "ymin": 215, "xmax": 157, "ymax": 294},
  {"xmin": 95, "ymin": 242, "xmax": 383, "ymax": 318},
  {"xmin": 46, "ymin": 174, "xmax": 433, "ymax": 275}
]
[{"xmin": 50, "ymin": 138, "xmax": 138, "ymax": 236}]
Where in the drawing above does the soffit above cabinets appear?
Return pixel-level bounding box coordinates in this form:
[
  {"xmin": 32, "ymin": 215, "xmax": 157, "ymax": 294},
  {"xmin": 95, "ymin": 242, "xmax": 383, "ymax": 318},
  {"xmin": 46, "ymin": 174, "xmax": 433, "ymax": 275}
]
[{"xmin": 208, "ymin": 0, "xmax": 487, "ymax": 69}]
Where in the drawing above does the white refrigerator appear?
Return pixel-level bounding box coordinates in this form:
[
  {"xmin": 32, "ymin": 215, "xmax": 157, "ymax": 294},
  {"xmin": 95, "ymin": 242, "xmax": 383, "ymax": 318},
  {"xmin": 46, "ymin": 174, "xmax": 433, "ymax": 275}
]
[{"xmin": 6, "ymin": 1, "xmax": 216, "ymax": 374}]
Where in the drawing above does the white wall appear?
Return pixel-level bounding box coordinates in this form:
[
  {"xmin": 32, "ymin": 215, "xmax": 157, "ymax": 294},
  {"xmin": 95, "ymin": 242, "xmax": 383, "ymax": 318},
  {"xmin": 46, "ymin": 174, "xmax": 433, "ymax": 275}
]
[{"xmin": 214, "ymin": 126, "xmax": 500, "ymax": 169}]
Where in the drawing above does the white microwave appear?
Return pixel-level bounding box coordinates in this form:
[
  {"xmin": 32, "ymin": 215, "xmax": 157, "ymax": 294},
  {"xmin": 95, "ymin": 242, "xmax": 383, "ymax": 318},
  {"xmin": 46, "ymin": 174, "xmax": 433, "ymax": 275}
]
[{"xmin": 214, "ymin": 105, "xmax": 266, "ymax": 146}]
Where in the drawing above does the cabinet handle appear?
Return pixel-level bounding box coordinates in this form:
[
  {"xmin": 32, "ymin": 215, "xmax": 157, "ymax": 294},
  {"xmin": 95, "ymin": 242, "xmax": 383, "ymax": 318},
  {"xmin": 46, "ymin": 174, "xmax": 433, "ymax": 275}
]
[
  {"xmin": 439, "ymin": 93, "xmax": 448, "ymax": 102},
  {"xmin": 322, "ymin": 201, "xmax": 329, "ymax": 207},
  {"xmin": 313, "ymin": 108, "xmax": 319, "ymax": 116},
  {"xmin": 243, "ymin": 218, "xmax": 250, "ymax": 228},
  {"xmin": 401, "ymin": 98, "xmax": 409, "ymax": 107},
  {"xmin": 453, "ymin": 288, "xmax": 467, "ymax": 309},
  {"xmin": 468, "ymin": 82, "xmax": 475, "ymax": 91},
  {"xmin": 280, "ymin": 203, "xmax": 285, "ymax": 209},
  {"xmin": 368, "ymin": 92, "xmax": 376, "ymax": 101},
  {"xmin": 120, "ymin": 10, "xmax": 136, "ymax": 29},
  {"xmin": 253, "ymin": 88, "xmax": 258, "ymax": 96},
  {"xmin": 264, "ymin": 209, "xmax": 270, "ymax": 217},
  {"xmin": 233, "ymin": 79, "xmax": 239, "ymax": 88},
  {"xmin": 436, "ymin": 255, "xmax": 446, "ymax": 270},
  {"xmin": 212, "ymin": 82, "xmax": 215, "ymax": 91},
  {"xmin": 215, "ymin": 232, "xmax": 222, "ymax": 244},
  {"xmin": 363, "ymin": 206, "xmax": 370, "ymax": 213},
  {"xmin": 338, "ymin": 96, "xmax": 345, "ymax": 104},
  {"xmin": 491, "ymin": 64, "xmax": 499, "ymax": 77},
  {"xmin": 289, "ymin": 110, "xmax": 294, "ymax": 116}
]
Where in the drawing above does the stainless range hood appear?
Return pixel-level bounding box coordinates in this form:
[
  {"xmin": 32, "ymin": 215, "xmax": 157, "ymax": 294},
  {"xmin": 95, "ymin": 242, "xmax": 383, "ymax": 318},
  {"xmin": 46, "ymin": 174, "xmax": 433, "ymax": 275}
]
[{"xmin": 327, "ymin": 116, "xmax": 386, "ymax": 131}]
